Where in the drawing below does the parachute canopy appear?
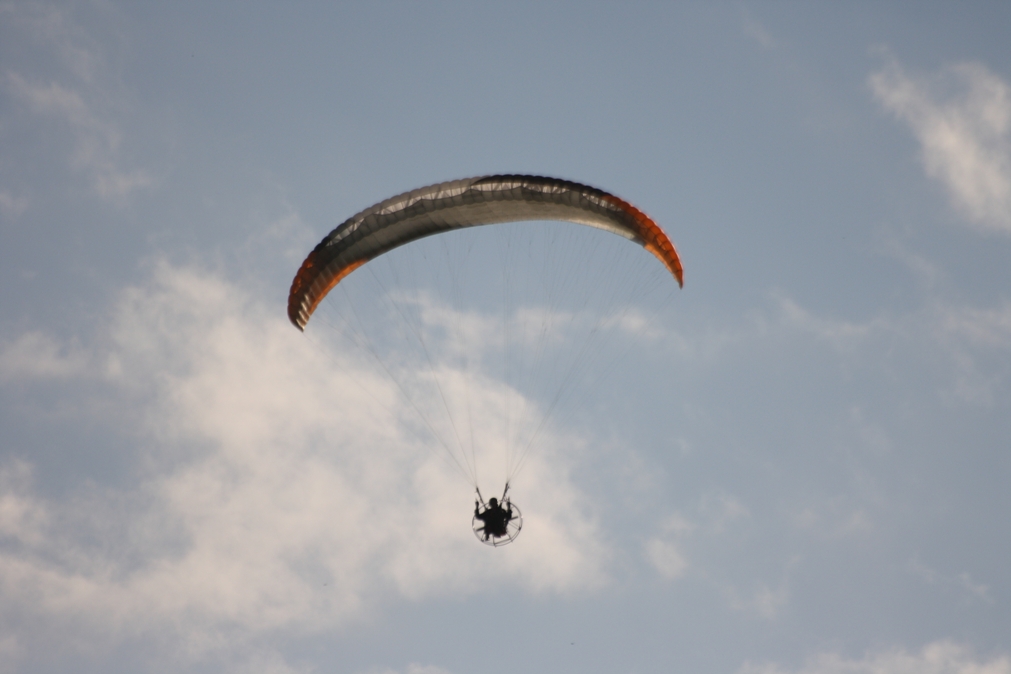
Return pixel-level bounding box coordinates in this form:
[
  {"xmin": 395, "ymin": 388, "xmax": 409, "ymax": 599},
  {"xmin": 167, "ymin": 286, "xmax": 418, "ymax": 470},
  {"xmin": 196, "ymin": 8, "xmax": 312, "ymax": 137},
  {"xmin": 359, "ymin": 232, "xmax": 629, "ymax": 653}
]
[{"xmin": 288, "ymin": 175, "xmax": 683, "ymax": 330}]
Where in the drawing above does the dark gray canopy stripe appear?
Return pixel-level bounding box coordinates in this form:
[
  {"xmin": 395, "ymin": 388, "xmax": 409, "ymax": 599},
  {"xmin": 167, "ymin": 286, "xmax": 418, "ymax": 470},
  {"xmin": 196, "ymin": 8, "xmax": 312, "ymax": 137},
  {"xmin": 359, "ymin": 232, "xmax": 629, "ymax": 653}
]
[{"xmin": 288, "ymin": 175, "xmax": 683, "ymax": 330}]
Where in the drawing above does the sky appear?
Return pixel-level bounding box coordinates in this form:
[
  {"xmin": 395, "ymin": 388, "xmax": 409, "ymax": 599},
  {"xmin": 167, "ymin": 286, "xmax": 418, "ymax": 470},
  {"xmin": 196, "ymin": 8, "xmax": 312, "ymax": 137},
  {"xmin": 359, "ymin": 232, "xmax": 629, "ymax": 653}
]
[{"xmin": 1, "ymin": 2, "xmax": 1010, "ymax": 673}]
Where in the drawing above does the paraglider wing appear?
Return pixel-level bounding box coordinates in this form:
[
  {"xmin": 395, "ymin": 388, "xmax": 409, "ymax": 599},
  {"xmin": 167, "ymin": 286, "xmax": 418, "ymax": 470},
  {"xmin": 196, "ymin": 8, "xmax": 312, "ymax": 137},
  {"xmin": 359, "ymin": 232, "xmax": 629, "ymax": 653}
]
[{"xmin": 288, "ymin": 175, "xmax": 683, "ymax": 330}]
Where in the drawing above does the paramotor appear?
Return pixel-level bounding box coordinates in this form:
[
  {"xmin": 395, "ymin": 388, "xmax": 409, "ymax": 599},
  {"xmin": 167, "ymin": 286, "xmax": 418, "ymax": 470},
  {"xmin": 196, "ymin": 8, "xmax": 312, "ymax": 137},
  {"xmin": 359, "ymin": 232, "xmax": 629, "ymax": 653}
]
[{"xmin": 288, "ymin": 175, "xmax": 683, "ymax": 545}]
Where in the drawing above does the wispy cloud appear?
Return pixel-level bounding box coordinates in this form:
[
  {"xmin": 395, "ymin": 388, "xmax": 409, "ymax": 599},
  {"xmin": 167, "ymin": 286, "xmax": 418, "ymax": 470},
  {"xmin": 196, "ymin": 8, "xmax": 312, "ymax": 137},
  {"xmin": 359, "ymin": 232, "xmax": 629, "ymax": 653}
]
[
  {"xmin": 643, "ymin": 495, "xmax": 749, "ymax": 582},
  {"xmin": 0, "ymin": 190, "xmax": 29, "ymax": 218},
  {"xmin": 644, "ymin": 512, "xmax": 694, "ymax": 580},
  {"xmin": 870, "ymin": 58, "xmax": 1011, "ymax": 233},
  {"xmin": 0, "ymin": 331, "xmax": 89, "ymax": 380},
  {"xmin": 721, "ymin": 557, "xmax": 795, "ymax": 621},
  {"xmin": 2, "ymin": 4, "xmax": 152, "ymax": 204},
  {"xmin": 939, "ymin": 301, "xmax": 1011, "ymax": 349},
  {"xmin": 908, "ymin": 557, "xmax": 994, "ymax": 605},
  {"xmin": 772, "ymin": 294, "xmax": 883, "ymax": 352},
  {"xmin": 930, "ymin": 301, "xmax": 1011, "ymax": 405},
  {"xmin": 738, "ymin": 640, "xmax": 1010, "ymax": 674},
  {"xmin": 752, "ymin": 292, "xmax": 1011, "ymax": 406},
  {"xmin": 6, "ymin": 71, "xmax": 152, "ymax": 201},
  {"xmin": 0, "ymin": 2, "xmax": 102, "ymax": 82},
  {"xmin": 741, "ymin": 7, "xmax": 776, "ymax": 49}
]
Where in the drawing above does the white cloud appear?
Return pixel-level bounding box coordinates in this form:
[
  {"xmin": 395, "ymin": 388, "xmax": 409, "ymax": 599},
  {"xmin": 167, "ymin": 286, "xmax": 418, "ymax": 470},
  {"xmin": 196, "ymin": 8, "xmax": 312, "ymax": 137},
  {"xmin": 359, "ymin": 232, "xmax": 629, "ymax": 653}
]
[
  {"xmin": 644, "ymin": 537, "xmax": 689, "ymax": 580},
  {"xmin": 725, "ymin": 578, "xmax": 790, "ymax": 621},
  {"xmin": 405, "ymin": 665, "xmax": 453, "ymax": 674},
  {"xmin": 0, "ymin": 190, "xmax": 29, "ymax": 218},
  {"xmin": 750, "ymin": 582, "xmax": 789, "ymax": 619},
  {"xmin": 0, "ymin": 461, "xmax": 49, "ymax": 547},
  {"xmin": 360, "ymin": 665, "xmax": 453, "ymax": 674},
  {"xmin": 0, "ymin": 331, "xmax": 89, "ymax": 380},
  {"xmin": 0, "ymin": 261, "xmax": 608, "ymax": 667},
  {"xmin": 871, "ymin": 59, "xmax": 1011, "ymax": 233},
  {"xmin": 738, "ymin": 641, "xmax": 1011, "ymax": 674},
  {"xmin": 644, "ymin": 512, "xmax": 693, "ymax": 579}
]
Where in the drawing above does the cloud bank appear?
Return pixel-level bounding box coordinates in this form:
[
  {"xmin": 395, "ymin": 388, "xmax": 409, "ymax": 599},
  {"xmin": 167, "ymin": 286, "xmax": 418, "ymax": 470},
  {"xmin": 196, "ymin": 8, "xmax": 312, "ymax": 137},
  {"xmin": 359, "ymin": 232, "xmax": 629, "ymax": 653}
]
[{"xmin": 0, "ymin": 261, "xmax": 607, "ymax": 670}]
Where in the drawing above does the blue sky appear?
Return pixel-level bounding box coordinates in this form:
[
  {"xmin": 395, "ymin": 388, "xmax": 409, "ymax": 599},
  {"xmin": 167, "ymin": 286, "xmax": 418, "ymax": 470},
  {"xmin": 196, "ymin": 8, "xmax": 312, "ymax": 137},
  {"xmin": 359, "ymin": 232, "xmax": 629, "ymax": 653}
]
[{"xmin": 2, "ymin": 2, "xmax": 1011, "ymax": 673}]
